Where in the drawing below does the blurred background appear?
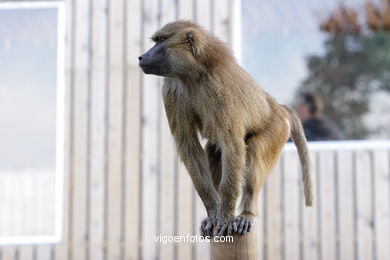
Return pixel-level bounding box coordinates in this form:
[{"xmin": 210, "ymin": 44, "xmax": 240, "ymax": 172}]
[
  {"xmin": 0, "ymin": 0, "xmax": 389, "ymax": 260},
  {"xmin": 244, "ymin": 0, "xmax": 390, "ymax": 141}
]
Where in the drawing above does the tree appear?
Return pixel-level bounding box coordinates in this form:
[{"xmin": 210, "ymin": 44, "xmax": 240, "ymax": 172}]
[{"xmin": 297, "ymin": 1, "xmax": 390, "ymax": 139}]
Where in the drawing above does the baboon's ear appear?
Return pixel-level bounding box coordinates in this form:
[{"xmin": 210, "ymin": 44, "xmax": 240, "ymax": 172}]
[
  {"xmin": 186, "ymin": 33, "xmax": 196, "ymax": 55},
  {"xmin": 185, "ymin": 30, "xmax": 205, "ymax": 56}
]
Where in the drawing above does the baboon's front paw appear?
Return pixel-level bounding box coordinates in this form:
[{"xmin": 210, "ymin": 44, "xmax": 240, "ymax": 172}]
[
  {"xmin": 235, "ymin": 214, "xmax": 257, "ymax": 235},
  {"xmin": 200, "ymin": 215, "xmax": 218, "ymax": 237},
  {"xmin": 213, "ymin": 217, "xmax": 238, "ymax": 237}
]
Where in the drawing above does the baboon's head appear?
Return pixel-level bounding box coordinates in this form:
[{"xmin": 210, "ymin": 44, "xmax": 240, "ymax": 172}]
[{"xmin": 138, "ymin": 20, "xmax": 232, "ymax": 78}]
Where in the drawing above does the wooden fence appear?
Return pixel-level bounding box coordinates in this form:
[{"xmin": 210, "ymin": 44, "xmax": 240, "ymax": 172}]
[{"xmin": 1, "ymin": 0, "xmax": 390, "ymax": 260}]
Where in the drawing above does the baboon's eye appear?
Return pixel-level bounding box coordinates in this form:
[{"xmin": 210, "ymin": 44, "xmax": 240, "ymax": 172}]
[{"xmin": 156, "ymin": 36, "xmax": 167, "ymax": 42}]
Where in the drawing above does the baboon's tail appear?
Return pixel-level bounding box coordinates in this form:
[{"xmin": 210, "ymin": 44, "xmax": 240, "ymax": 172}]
[{"xmin": 284, "ymin": 106, "xmax": 314, "ymax": 207}]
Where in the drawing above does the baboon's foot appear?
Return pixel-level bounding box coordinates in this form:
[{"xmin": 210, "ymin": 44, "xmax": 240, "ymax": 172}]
[
  {"xmin": 200, "ymin": 213, "xmax": 218, "ymax": 237},
  {"xmin": 213, "ymin": 216, "xmax": 238, "ymax": 237},
  {"xmin": 235, "ymin": 212, "xmax": 257, "ymax": 235}
]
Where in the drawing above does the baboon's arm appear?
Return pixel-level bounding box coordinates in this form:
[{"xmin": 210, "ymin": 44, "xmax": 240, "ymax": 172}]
[
  {"xmin": 176, "ymin": 133, "xmax": 221, "ymax": 213},
  {"xmin": 162, "ymin": 85, "xmax": 221, "ymax": 215}
]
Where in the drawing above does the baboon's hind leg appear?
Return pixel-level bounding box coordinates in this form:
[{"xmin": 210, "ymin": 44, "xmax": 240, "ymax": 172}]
[
  {"xmin": 235, "ymin": 141, "xmax": 265, "ymax": 235},
  {"xmin": 237, "ymin": 132, "xmax": 285, "ymax": 235}
]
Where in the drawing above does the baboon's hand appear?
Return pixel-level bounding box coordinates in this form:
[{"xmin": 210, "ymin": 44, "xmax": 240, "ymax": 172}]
[
  {"xmin": 235, "ymin": 213, "xmax": 257, "ymax": 235},
  {"xmin": 213, "ymin": 216, "xmax": 238, "ymax": 237}
]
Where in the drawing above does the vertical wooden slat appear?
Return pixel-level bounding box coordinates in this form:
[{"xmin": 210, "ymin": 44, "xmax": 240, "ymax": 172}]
[
  {"xmin": 18, "ymin": 246, "xmax": 34, "ymax": 260},
  {"xmin": 71, "ymin": 0, "xmax": 91, "ymax": 258},
  {"xmin": 283, "ymin": 151, "xmax": 300, "ymax": 260},
  {"xmin": 178, "ymin": 0, "xmax": 193, "ymax": 19},
  {"xmin": 256, "ymin": 150, "xmax": 268, "ymax": 260},
  {"xmin": 213, "ymin": 0, "xmax": 229, "ymax": 42},
  {"xmin": 302, "ymin": 151, "xmax": 319, "ymax": 260},
  {"xmin": 158, "ymin": 0, "xmax": 177, "ymax": 259},
  {"xmin": 193, "ymin": 195, "xmax": 209, "ymax": 260},
  {"xmin": 193, "ymin": 1, "xmax": 212, "ymax": 259},
  {"xmin": 196, "ymin": 0, "xmax": 211, "ymax": 29},
  {"xmin": 7, "ymin": 174, "xmax": 16, "ymax": 236},
  {"xmin": 55, "ymin": 0, "xmax": 73, "ymax": 259},
  {"xmin": 0, "ymin": 175, "xmax": 8, "ymax": 236},
  {"xmin": 141, "ymin": 0, "xmax": 159, "ymax": 258},
  {"xmin": 89, "ymin": 0, "xmax": 108, "ymax": 259},
  {"xmin": 318, "ymin": 151, "xmax": 336, "ymax": 260},
  {"xmin": 124, "ymin": 0, "xmax": 142, "ymax": 258},
  {"xmin": 228, "ymin": 0, "xmax": 241, "ymax": 57},
  {"xmin": 280, "ymin": 154, "xmax": 286, "ymax": 260},
  {"xmin": 106, "ymin": 0, "xmax": 125, "ymax": 259},
  {"xmin": 176, "ymin": 1, "xmax": 195, "ymax": 259},
  {"xmin": 24, "ymin": 174, "xmax": 32, "ymax": 235},
  {"xmin": 33, "ymin": 172, "xmax": 55, "ymax": 236},
  {"xmin": 265, "ymin": 161, "xmax": 282, "ymax": 260},
  {"xmin": 1, "ymin": 246, "xmax": 16, "ymax": 260},
  {"xmin": 177, "ymin": 162, "xmax": 194, "ymax": 260},
  {"xmin": 373, "ymin": 149, "xmax": 390, "ymax": 260},
  {"xmin": 36, "ymin": 246, "xmax": 52, "ymax": 260},
  {"xmin": 26, "ymin": 174, "xmax": 35, "ymax": 236},
  {"xmin": 257, "ymin": 184, "xmax": 266, "ymax": 259},
  {"xmin": 337, "ymin": 150, "xmax": 354, "ymax": 260},
  {"xmin": 155, "ymin": 0, "xmax": 164, "ymax": 256},
  {"xmin": 356, "ymin": 150, "xmax": 374, "ymax": 260},
  {"xmin": 2, "ymin": 175, "xmax": 14, "ymax": 236},
  {"xmin": 158, "ymin": 122, "xmax": 176, "ymax": 260}
]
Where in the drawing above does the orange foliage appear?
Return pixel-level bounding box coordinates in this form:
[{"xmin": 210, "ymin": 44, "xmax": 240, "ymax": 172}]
[
  {"xmin": 320, "ymin": 0, "xmax": 390, "ymax": 35},
  {"xmin": 365, "ymin": 1, "xmax": 390, "ymax": 31},
  {"xmin": 320, "ymin": 5, "xmax": 360, "ymax": 35}
]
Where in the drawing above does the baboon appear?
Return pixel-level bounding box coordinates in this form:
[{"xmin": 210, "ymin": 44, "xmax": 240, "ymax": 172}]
[{"xmin": 139, "ymin": 21, "xmax": 313, "ymax": 236}]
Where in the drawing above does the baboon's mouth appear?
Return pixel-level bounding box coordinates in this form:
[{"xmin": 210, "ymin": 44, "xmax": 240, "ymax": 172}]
[
  {"xmin": 139, "ymin": 61, "xmax": 171, "ymax": 76},
  {"xmin": 139, "ymin": 58, "xmax": 156, "ymax": 72},
  {"xmin": 139, "ymin": 64, "xmax": 155, "ymax": 74}
]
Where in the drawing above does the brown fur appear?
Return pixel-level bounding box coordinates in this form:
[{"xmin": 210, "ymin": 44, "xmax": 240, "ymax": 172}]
[{"xmin": 142, "ymin": 21, "xmax": 313, "ymax": 236}]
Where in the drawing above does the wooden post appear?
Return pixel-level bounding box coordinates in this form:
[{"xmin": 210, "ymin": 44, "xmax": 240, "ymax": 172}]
[{"xmin": 210, "ymin": 227, "xmax": 258, "ymax": 260}]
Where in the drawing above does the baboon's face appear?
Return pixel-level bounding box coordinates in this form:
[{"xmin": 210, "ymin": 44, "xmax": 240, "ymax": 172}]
[
  {"xmin": 138, "ymin": 39, "xmax": 173, "ymax": 76},
  {"xmin": 138, "ymin": 22, "xmax": 202, "ymax": 78}
]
